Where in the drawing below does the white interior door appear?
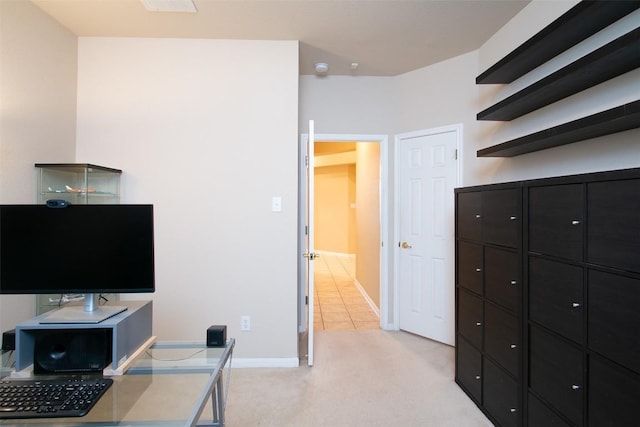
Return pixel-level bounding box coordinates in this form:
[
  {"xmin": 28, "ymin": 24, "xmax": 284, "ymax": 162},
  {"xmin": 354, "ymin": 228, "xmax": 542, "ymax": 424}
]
[
  {"xmin": 304, "ymin": 120, "xmax": 316, "ymax": 366},
  {"xmin": 397, "ymin": 126, "xmax": 459, "ymax": 345}
]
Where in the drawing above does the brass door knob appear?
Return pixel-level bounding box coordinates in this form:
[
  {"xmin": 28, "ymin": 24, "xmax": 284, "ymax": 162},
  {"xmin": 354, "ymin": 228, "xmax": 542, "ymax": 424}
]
[{"xmin": 401, "ymin": 242, "xmax": 412, "ymax": 249}]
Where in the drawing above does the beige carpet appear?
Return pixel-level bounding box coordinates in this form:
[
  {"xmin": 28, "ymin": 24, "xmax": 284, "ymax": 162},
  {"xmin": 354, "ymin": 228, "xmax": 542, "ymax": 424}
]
[{"xmin": 225, "ymin": 330, "xmax": 492, "ymax": 426}]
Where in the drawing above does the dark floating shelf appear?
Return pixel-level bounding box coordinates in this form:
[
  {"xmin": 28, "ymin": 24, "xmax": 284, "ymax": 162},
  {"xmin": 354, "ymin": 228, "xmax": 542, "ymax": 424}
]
[
  {"xmin": 477, "ymin": 100, "xmax": 640, "ymax": 158},
  {"xmin": 476, "ymin": 0, "xmax": 640, "ymax": 85},
  {"xmin": 477, "ymin": 27, "xmax": 640, "ymax": 121}
]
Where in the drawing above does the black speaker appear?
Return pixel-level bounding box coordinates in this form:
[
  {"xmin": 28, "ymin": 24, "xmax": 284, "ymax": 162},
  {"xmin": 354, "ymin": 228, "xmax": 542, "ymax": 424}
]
[
  {"xmin": 206, "ymin": 325, "xmax": 227, "ymax": 347},
  {"xmin": 2, "ymin": 329, "xmax": 15, "ymax": 351},
  {"xmin": 34, "ymin": 329, "xmax": 112, "ymax": 374}
]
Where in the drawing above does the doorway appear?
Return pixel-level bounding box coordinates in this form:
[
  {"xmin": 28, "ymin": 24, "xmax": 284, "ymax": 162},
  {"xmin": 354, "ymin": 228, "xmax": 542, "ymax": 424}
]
[
  {"xmin": 298, "ymin": 133, "xmax": 389, "ymax": 341},
  {"xmin": 313, "ymin": 141, "xmax": 380, "ymax": 331}
]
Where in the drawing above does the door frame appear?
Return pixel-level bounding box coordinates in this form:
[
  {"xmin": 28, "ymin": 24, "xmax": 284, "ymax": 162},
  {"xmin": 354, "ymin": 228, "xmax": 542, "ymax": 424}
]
[
  {"xmin": 298, "ymin": 133, "xmax": 390, "ymax": 337},
  {"xmin": 392, "ymin": 124, "xmax": 463, "ymax": 330}
]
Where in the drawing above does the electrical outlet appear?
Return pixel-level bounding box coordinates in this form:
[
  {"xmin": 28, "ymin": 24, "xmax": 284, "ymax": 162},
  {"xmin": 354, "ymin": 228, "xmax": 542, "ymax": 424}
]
[{"xmin": 240, "ymin": 315, "xmax": 251, "ymax": 331}]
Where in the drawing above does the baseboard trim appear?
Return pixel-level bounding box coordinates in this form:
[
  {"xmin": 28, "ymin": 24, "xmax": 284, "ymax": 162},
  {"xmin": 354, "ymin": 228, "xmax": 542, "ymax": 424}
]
[
  {"xmin": 231, "ymin": 357, "xmax": 299, "ymax": 368},
  {"xmin": 354, "ymin": 279, "xmax": 380, "ymax": 318}
]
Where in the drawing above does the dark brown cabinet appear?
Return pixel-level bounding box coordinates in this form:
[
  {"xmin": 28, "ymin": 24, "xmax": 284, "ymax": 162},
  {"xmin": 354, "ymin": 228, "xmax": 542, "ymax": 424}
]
[
  {"xmin": 458, "ymin": 289, "xmax": 483, "ymax": 349},
  {"xmin": 528, "ymin": 394, "xmax": 572, "ymax": 427},
  {"xmin": 528, "ymin": 184, "xmax": 583, "ymax": 261},
  {"xmin": 529, "ymin": 257, "xmax": 583, "ymax": 344},
  {"xmin": 588, "ymin": 270, "xmax": 640, "ymax": 374},
  {"xmin": 587, "ymin": 179, "xmax": 640, "ymax": 273},
  {"xmin": 482, "ymin": 188, "xmax": 520, "ymax": 248},
  {"xmin": 455, "ymin": 183, "xmax": 521, "ymax": 426},
  {"xmin": 457, "ymin": 191, "xmax": 482, "ymax": 241},
  {"xmin": 485, "ymin": 247, "xmax": 519, "ymax": 312},
  {"xmin": 529, "ymin": 326, "xmax": 583, "ymax": 426},
  {"xmin": 588, "ymin": 356, "xmax": 640, "ymax": 427},
  {"xmin": 456, "ymin": 167, "xmax": 640, "ymax": 427},
  {"xmin": 484, "ymin": 303, "xmax": 519, "ymax": 377},
  {"xmin": 456, "ymin": 337, "xmax": 482, "ymax": 403},
  {"xmin": 457, "ymin": 241, "xmax": 483, "ymax": 295},
  {"xmin": 484, "ymin": 358, "xmax": 519, "ymax": 427}
]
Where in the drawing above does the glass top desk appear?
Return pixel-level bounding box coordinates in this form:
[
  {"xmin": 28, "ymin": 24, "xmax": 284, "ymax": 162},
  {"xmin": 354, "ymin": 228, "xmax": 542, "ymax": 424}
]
[{"xmin": 0, "ymin": 339, "xmax": 235, "ymax": 427}]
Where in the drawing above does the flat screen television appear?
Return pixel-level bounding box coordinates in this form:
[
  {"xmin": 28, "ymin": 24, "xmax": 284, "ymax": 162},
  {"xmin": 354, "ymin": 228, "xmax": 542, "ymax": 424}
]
[{"xmin": 0, "ymin": 203, "xmax": 155, "ymax": 323}]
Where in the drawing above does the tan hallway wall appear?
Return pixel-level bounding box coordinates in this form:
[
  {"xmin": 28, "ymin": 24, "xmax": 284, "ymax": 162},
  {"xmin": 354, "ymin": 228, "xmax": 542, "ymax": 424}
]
[
  {"xmin": 314, "ymin": 141, "xmax": 381, "ymax": 310},
  {"xmin": 314, "ymin": 164, "xmax": 356, "ymax": 253},
  {"xmin": 355, "ymin": 143, "xmax": 380, "ymax": 308}
]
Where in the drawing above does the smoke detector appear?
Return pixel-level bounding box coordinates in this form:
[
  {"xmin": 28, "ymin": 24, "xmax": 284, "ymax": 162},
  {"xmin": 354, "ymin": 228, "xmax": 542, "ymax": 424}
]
[{"xmin": 314, "ymin": 63, "xmax": 329, "ymax": 75}]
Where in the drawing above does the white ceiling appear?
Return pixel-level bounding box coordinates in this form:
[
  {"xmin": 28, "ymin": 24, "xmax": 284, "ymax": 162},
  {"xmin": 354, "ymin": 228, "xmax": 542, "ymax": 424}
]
[{"xmin": 31, "ymin": 0, "xmax": 530, "ymax": 76}]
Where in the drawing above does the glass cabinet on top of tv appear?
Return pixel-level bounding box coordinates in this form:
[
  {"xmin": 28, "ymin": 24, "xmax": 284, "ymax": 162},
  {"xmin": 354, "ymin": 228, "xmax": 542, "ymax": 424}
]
[
  {"xmin": 36, "ymin": 163, "xmax": 122, "ymax": 205},
  {"xmin": 34, "ymin": 163, "xmax": 123, "ymax": 314}
]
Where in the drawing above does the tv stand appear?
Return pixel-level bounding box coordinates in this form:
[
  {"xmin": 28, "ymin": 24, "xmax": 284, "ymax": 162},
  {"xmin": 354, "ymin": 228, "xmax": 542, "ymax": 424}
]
[
  {"xmin": 40, "ymin": 294, "xmax": 128, "ymax": 324},
  {"xmin": 13, "ymin": 300, "xmax": 152, "ymax": 374}
]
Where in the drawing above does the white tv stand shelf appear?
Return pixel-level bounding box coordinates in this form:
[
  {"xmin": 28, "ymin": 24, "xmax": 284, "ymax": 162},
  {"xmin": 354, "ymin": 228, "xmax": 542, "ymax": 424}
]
[{"xmin": 13, "ymin": 300, "xmax": 153, "ymax": 374}]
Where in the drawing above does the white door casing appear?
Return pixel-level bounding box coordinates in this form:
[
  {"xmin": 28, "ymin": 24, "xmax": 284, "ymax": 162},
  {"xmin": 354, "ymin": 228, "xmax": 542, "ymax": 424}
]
[
  {"xmin": 298, "ymin": 131, "xmax": 391, "ymax": 363},
  {"xmin": 395, "ymin": 124, "xmax": 461, "ymax": 346},
  {"xmin": 304, "ymin": 120, "xmax": 316, "ymax": 366}
]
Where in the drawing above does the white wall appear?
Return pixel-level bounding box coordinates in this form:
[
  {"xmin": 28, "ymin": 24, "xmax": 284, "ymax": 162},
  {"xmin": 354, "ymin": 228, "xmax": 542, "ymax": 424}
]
[
  {"xmin": 0, "ymin": 0, "xmax": 77, "ymax": 334},
  {"xmin": 393, "ymin": 51, "xmax": 479, "ymax": 186},
  {"xmin": 75, "ymin": 38, "xmax": 300, "ymax": 362},
  {"xmin": 299, "ymin": 75, "xmax": 395, "ymax": 136}
]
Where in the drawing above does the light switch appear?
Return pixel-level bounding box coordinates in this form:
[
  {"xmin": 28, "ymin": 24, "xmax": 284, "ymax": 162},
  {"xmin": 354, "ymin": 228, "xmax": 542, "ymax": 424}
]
[{"xmin": 272, "ymin": 196, "xmax": 282, "ymax": 212}]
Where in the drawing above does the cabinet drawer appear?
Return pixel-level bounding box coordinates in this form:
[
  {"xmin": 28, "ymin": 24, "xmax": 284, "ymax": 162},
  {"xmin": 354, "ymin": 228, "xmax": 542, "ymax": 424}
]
[
  {"xmin": 588, "ymin": 179, "xmax": 640, "ymax": 273},
  {"xmin": 588, "ymin": 270, "xmax": 640, "ymax": 374},
  {"xmin": 457, "ymin": 289, "xmax": 483, "ymax": 349},
  {"xmin": 528, "ymin": 394, "xmax": 572, "ymax": 427},
  {"xmin": 529, "ymin": 184, "xmax": 583, "ymax": 261},
  {"xmin": 456, "ymin": 336, "xmax": 482, "ymax": 403},
  {"xmin": 484, "ymin": 358, "xmax": 519, "ymax": 427},
  {"xmin": 457, "ymin": 241, "xmax": 483, "ymax": 294},
  {"xmin": 529, "ymin": 257, "xmax": 583, "ymax": 343},
  {"xmin": 529, "ymin": 326, "xmax": 583, "ymax": 426},
  {"xmin": 589, "ymin": 356, "xmax": 640, "ymax": 427},
  {"xmin": 482, "ymin": 188, "xmax": 520, "ymax": 248},
  {"xmin": 457, "ymin": 191, "xmax": 482, "ymax": 241},
  {"xmin": 485, "ymin": 247, "xmax": 519, "ymax": 312},
  {"xmin": 485, "ymin": 303, "xmax": 519, "ymax": 377}
]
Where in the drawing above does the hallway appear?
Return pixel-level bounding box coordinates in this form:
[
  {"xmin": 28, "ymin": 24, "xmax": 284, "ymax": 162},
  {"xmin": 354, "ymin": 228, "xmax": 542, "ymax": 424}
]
[{"xmin": 313, "ymin": 253, "xmax": 379, "ymax": 331}]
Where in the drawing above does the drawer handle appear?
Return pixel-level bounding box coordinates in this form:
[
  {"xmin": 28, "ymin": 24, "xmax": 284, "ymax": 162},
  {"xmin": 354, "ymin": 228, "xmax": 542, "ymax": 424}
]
[
  {"xmin": 475, "ymin": 214, "xmax": 481, "ymax": 219},
  {"xmin": 572, "ymin": 302, "xmax": 581, "ymax": 308},
  {"xmin": 572, "ymin": 385, "xmax": 581, "ymax": 390},
  {"xmin": 475, "ymin": 375, "xmax": 481, "ymax": 380},
  {"xmin": 510, "ymin": 216, "xmax": 517, "ymax": 220},
  {"xmin": 571, "ymin": 220, "xmax": 581, "ymax": 225},
  {"xmin": 510, "ymin": 344, "xmax": 517, "ymax": 349},
  {"xmin": 510, "ymin": 408, "xmax": 517, "ymax": 413},
  {"xmin": 476, "ymin": 322, "xmax": 482, "ymax": 327},
  {"xmin": 475, "ymin": 268, "xmax": 482, "ymax": 272},
  {"xmin": 510, "ymin": 280, "xmax": 517, "ymax": 285}
]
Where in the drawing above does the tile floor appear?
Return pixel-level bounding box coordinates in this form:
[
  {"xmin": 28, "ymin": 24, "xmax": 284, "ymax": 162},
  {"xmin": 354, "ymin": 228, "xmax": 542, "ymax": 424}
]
[{"xmin": 313, "ymin": 252, "xmax": 380, "ymax": 331}]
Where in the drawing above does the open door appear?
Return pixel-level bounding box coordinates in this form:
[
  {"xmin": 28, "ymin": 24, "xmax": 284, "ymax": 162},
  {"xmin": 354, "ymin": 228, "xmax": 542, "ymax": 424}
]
[{"xmin": 303, "ymin": 120, "xmax": 316, "ymax": 366}]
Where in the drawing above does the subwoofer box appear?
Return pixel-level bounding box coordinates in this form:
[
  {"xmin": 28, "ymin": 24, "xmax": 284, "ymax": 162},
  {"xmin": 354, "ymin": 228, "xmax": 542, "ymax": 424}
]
[
  {"xmin": 206, "ymin": 325, "xmax": 227, "ymax": 347},
  {"xmin": 33, "ymin": 329, "xmax": 112, "ymax": 374}
]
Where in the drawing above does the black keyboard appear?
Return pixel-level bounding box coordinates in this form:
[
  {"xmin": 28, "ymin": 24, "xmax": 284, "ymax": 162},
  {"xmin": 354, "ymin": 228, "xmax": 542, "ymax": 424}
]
[{"xmin": 0, "ymin": 377, "xmax": 112, "ymax": 419}]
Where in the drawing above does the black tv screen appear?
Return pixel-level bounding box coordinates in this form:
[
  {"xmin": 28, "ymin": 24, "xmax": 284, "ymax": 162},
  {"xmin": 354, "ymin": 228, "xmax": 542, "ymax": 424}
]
[{"xmin": 0, "ymin": 204, "xmax": 155, "ymax": 295}]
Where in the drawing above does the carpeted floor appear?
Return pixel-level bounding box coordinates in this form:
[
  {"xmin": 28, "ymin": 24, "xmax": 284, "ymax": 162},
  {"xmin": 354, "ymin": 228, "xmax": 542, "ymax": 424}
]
[{"xmin": 224, "ymin": 329, "xmax": 492, "ymax": 426}]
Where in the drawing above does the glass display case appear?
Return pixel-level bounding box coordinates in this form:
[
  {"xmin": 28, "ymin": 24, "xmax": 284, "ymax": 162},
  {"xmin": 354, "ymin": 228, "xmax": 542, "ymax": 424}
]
[
  {"xmin": 34, "ymin": 163, "xmax": 122, "ymax": 314},
  {"xmin": 36, "ymin": 163, "xmax": 122, "ymax": 205}
]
